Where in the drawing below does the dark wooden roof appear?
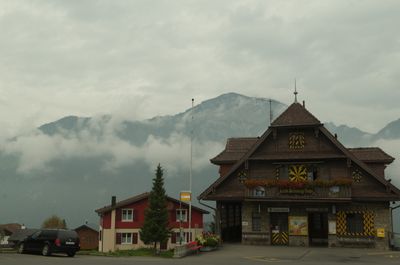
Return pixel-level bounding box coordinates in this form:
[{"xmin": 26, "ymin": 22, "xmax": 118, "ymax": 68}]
[
  {"xmin": 211, "ymin": 138, "xmax": 257, "ymax": 164},
  {"xmin": 271, "ymin": 102, "xmax": 321, "ymax": 127},
  {"xmin": 211, "ymin": 141, "xmax": 395, "ymax": 165},
  {"xmin": 75, "ymin": 223, "xmax": 99, "ymax": 233},
  {"xmin": 348, "ymin": 147, "xmax": 394, "ymax": 164},
  {"xmin": 95, "ymin": 192, "xmax": 209, "ymax": 215},
  {"xmin": 0, "ymin": 223, "xmax": 21, "ymax": 234}
]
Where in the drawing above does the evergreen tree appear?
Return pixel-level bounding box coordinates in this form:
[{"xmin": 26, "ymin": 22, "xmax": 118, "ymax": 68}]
[{"xmin": 140, "ymin": 164, "xmax": 170, "ymax": 253}]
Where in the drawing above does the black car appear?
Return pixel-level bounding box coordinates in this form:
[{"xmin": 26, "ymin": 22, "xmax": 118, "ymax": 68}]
[{"xmin": 17, "ymin": 229, "xmax": 80, "ymax": 257}]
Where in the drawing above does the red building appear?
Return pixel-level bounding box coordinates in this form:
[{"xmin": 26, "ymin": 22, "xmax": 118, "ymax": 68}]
[{"xmin": 95, "ymin": 192, "xmax": 208, "ymax": 252}]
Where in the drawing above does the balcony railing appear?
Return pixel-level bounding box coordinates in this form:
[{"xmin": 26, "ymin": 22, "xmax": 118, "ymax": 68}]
[{"xmin": 245, "ymin": 185, "xmax": 352, "ymax": 199}]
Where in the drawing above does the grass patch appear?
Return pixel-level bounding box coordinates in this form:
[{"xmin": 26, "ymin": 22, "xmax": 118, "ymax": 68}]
[{"xmin": 78, "ymin": 248, "xmax": 174, "ymax": 258}]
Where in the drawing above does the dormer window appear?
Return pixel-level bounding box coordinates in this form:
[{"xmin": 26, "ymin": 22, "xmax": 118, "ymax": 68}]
[
  {"xmin": 122, "ymin": 209, "xmax": 134, "ymax": 222},
  {"xmin": 253, "ymin": 186, "xmax": 265, "ymax": 197}
]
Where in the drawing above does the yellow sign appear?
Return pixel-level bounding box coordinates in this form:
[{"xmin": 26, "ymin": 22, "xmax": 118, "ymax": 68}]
[
  {"xmin": 180, "ymin": 191, "xmax": 191, "ymax": 202},
  {"xmin": 377, "ymin": 228, "xmax": 385, "ymax": 238}
]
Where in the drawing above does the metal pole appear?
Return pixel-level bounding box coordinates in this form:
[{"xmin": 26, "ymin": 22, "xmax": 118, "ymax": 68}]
[
  {"xmin": 179, "ymin": 200, "xmax": 183, "ymax": 245},
  {"xmin": 189, "ymin": 98, "xmax": 194, "ymax": 241}
]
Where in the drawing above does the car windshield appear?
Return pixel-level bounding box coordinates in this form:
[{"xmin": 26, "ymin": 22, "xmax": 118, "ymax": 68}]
[{"xmin": 31, "ymin": 231, "xmax": 41, "ymax": 239}]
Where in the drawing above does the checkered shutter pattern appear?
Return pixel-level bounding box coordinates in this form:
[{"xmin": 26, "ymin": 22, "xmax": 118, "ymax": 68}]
[{"xmin": 336, "ymin": 211, "xmax": 375, "ymax": 236}]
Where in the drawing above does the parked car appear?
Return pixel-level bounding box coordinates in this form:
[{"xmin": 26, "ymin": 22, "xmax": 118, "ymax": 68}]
[{"xmin": 17, "ymin": 229, "xmax": 80, "ymax": 257}]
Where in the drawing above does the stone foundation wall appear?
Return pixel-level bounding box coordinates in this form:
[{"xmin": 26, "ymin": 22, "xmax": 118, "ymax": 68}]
[{"xmin": 240, "ymin": 202, "xmax": 391, "ymax": 249}]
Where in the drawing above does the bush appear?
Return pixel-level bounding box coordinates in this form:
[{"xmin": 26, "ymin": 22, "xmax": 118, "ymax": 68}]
[{"xmin": 195, "ymin": 232, "xmax": 220, "ymax": 247}]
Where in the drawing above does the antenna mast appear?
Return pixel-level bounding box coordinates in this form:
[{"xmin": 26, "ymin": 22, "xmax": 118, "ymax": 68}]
[{"xmin": 269, "ymin": 99, "xmax": 273, "ymax": 125}]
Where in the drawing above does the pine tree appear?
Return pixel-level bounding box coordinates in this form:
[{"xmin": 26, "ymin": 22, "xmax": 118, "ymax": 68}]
[{"xmin": 140, "ymin": 164, "xmax": 170, "ymax": 253}]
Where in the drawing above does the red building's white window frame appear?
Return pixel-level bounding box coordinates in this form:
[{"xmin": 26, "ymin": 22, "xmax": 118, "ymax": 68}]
[{"xmin": 121, "ymin": 208, "xmax": 134, "ymax": 222}]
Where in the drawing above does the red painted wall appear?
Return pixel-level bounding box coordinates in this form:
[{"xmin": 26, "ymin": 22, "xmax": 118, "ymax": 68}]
[
  {"xmin": 101, "ymin": 212, "xmax": 112, "ymax": 229},
  {"xmin": 101, "ymin": 198, "xmax": 205, "ymax": 229},
  {"xmin": 115, "ymin": 199, "xmax": 147, "ymax": 228},
  {"xmin": 169, "ymin": 204, "xmax": 204, "ymax": 229}
]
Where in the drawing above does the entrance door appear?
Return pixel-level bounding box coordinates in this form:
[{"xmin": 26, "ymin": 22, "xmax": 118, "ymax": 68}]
[
  {"xmin": 220, "ymin": 202, "xmax": 242, "ymax": 242},
  {"xmin": 270, "ymin": 213, "xmax": 289, "ymax": 246},
  {"xmin": 308, "ymin": 213, "xmax": 328, "ymax": 246}
]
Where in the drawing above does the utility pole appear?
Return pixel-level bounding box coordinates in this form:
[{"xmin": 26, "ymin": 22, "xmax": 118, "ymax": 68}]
[{"xmin": 189, "ymin": 98, "xmax": 194, "ymax": 241}]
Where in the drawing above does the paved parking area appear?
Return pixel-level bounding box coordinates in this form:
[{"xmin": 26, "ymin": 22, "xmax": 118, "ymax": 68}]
[{"xmin": 1, "ymin": 244, "xmax": 399, "ymax": 265}]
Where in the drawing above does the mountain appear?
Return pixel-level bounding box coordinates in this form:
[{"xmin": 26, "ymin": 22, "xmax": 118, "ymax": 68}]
[
  {"xmin": 324, "ymin": 122, "xmax": 373, "ymax": 147},
  {"xmin": 374, "ymin": 118, "xmax": 400, "ymax": 140},
  {"xmin": 39, "ymin": 93, "xmax": 287, "ymax": 143}
]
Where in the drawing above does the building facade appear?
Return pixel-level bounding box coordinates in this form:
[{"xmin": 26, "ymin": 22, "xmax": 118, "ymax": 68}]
[
  {"xmin": 75, "ymin": 224, "xmax": 99, "ymax": 250},
  {"xmin": 199, "ymin": 101, "xmax": 400, "ymax": 249},
  {"xmin": 95, "ymin": 193, "xmax": 208, "ymax": 252}
]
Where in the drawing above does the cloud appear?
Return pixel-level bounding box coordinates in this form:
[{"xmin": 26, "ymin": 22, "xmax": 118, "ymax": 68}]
[
  {"xmin": 1, "ymin": 117, "xmax": 223, "ymax": 177},
  {"xmin": 372, "ymin": 139, "xmax": 400, "ymax": 187}
]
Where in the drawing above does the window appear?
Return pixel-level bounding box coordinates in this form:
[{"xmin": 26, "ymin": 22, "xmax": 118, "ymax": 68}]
[
  {"xmin": 252, "ymin": 213, "xmax": 261, "ymax": 231},
  {"xmin": 122, "ymin": 209, "xmax": 134, "ymax": 222},
  {"xmin": 121, "ymin": 233, "xmax": 132, "ymax": 244},
  {"xmin": 176, "ymin": 209, "xmax": 187, "ymax": 222},
  {"xmin": 173, "ymin": 232, "xmax": 189, "ymax": 244},
  {"xmin": 253, "ymin": 186, "xmax": 265, "ymax": 197},
  {"xmin": 346, "ymin": 213, "xmax": 364, "ymax": 234}
]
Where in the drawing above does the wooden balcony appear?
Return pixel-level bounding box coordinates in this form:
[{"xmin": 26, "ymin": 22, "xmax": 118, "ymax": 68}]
[{"xmin": 245, "ymin": 185, "xmax": 352, "ymax": 200}]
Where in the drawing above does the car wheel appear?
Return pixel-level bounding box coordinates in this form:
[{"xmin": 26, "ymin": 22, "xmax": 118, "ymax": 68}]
[
  {"xmin": 18, "ymin": 243, "xmax": 25, "ymax": 254},
  {"xmin": 67, "ymin": 251, "xmax": 76, "ymax": 257},
  {"xmin": 42, "ymin": 244, "xmax": 51, "ymax": 256}
]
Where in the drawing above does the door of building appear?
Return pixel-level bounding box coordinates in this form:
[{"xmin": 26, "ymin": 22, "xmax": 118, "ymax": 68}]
[
  {"xmin": 220, "ymin": 202, "xmax": 242, "ymax": 242},
  {"xmin": 308, "ymin": 212, "xmax": 328, "ymax": 246},
  {"xmin": 270, "ymin": 212, "xmax": 289, "ymax": 246}
]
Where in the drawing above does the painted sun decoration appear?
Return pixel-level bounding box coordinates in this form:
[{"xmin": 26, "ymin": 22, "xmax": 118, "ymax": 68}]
[
  {"xmin": 289, "ymin": 132, "xmax": 305, "ymax": 149},
  {"xmin": 289, "ymin": 165, "xmax": 307, "ymax": 182}
]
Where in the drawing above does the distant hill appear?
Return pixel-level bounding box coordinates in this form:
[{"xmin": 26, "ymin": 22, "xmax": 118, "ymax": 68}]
[{"xmin": 374, "ymin": 118, "xmax": 400, "ymax": 140}]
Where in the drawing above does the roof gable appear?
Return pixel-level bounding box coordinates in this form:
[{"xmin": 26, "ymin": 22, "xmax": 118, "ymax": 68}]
[{"xmin": 271, "ymin": 102, "xmax": 321, "ymax": 127}]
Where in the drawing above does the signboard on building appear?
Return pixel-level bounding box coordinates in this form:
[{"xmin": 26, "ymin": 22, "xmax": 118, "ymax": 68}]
[
  {"xmin": 180, "ymin": 191, "xmax": 191, "ymax": 202},
  {"xmin": 289, "ymin": 216, "xmax": 308, "ymax": 236},
  {"xmin": 329, "ymin": 220, "xmax": 336, "ymax": 235},
  {"xmin": 376, "ymin": 228, "xmax": 385, "ymax": 238},
  {"xmin": 268, "ymin": 207, "xmax": 289, "ymax": 213}
]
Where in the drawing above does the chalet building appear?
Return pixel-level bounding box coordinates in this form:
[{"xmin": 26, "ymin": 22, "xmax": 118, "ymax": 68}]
[
  {"xmin": 199, "ymin": 99, "xmax": 400, "ymax": 249},
  {"xmin": 95, "ymin": 192, "xmax": 208, "ymax": 252}
]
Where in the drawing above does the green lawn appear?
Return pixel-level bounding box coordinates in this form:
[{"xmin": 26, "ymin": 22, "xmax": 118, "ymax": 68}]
[{"xmin": 78, "ymin": 248, "xmax": 174, "ymax": 258}]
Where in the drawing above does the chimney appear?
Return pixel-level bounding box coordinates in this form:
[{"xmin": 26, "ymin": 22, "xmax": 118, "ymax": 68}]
[
  {"xmin": 302, "ymin": 100, "xmax": 305, "ymax": 108},
  {"xmin": 334, "ymin": 133, "xmax": 338, "ymax": 139},
  {"xmin": 111, "ymin": 196, "xmax": 116, "ymax": 206}
]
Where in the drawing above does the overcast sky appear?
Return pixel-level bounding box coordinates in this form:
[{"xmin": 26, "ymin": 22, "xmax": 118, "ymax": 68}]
[{"xmin": 0, "ymin": 0, "xmax": 399, "ymax": 137}]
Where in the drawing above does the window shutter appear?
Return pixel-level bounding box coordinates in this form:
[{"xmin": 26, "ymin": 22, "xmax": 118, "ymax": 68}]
[
  {"xmin": 186, "ymin": 232, "xmax": 189, "ymax": 242},
  {"xmin": 116, "ymin": 233, "xmax": 121, "ymax": 244},
  {"xmin": 132, "ymin": 233, "xmax": 138, "ymax": 244},
  {"xmin": 116, "ymin": 209, "xmax": 121, "ymax": 222},
  {"xmin": 171, "ymin": 210, "xmax": 176, "ymax": 222},
  {"xmin": 171, "ymin": 232, "xmax": 176, "ymax": 243}
]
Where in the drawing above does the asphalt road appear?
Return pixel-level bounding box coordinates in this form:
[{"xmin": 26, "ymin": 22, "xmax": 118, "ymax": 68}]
[{"xmin": 1, "ymin": 244, "xmax": 399, "ymax": 265}]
